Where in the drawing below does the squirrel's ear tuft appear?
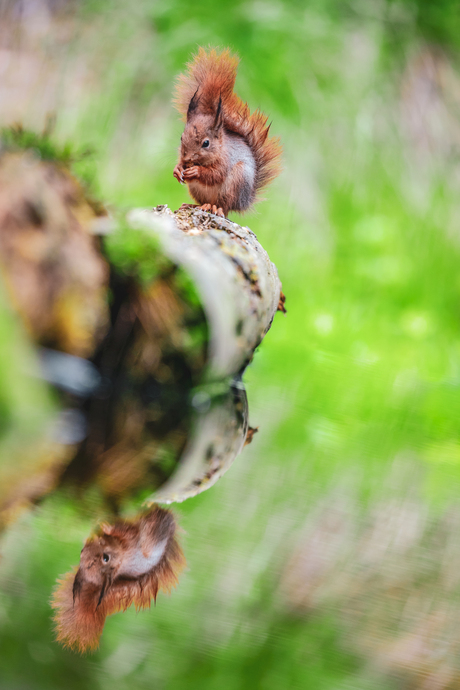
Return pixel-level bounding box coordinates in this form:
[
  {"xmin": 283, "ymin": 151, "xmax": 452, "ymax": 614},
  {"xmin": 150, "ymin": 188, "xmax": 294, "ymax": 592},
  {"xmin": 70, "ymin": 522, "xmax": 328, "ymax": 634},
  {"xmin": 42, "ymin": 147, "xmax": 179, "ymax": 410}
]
[
  {"xmin": 187, "ymin": 88, "xmax": 200, "ymax": 120},
  {"xmin": 213, "ymin": 96, "xmax": 223, "ymax": 130}
]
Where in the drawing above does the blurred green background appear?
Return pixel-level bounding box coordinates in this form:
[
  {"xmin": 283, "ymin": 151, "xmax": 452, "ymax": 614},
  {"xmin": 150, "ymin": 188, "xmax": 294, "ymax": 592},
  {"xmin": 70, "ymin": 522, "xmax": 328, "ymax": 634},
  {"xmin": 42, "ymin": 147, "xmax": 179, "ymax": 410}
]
[{"xmin": 3, "ymin": 0, "xmax": 460, "ymax": 687}]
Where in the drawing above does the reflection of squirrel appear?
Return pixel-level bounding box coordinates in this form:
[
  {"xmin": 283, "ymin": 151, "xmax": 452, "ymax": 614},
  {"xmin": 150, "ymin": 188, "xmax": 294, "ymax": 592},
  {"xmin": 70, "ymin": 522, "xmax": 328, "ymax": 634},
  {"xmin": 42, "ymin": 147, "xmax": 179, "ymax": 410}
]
[
  {"xmin": 173, "ymin": 47, "xmax": 282, "ymax": 217},
  {"xmin": 52, "ymin": 507, "xmax": 185, "ymax": 653}
]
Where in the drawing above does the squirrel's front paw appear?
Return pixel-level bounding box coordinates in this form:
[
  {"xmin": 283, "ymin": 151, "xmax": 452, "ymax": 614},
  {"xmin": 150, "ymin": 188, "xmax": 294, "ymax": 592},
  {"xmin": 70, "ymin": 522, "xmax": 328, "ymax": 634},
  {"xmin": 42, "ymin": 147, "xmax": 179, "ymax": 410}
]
[
  {"xmin": 173, "ymin": 164, "xmax": 185, "ymax": 184},
  {"xmin": 182, "ymin": 166, "xmax": 200, "ymax": 180},
  {"xmin": 200, "ymin": 204, "xmax": 225, "ymax": 217}
]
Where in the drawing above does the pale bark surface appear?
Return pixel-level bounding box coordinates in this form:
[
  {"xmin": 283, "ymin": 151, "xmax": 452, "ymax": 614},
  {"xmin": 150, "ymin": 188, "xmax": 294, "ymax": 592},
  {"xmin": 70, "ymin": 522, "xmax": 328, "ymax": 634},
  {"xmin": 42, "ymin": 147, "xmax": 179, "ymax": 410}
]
[{"xmin": 128, "ymin": 206, "xmax": 281, "ymax": 380}]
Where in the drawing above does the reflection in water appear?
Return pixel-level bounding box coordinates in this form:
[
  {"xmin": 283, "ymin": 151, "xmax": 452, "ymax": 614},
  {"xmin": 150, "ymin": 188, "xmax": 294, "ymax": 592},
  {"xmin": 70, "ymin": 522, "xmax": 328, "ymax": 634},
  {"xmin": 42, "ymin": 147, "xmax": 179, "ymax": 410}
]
[
  {"xmin": 153, "ymin": 378, "xmax": 248, "ymax": 503},
  {"xmin": 52, "ymin": 505, "xmax": 185, "ymax": 653}
]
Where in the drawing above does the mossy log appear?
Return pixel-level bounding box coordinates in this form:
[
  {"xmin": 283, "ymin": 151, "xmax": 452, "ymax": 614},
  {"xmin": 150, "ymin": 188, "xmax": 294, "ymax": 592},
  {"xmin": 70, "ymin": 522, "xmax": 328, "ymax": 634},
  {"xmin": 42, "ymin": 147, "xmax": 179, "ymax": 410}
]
[
  {"xmin": 129, "ymin": 206, "xmax": 281, "ymax": 380},
  {"xmin": 0, "ymin": 150, "xmax": 282, "ymax": 521}
]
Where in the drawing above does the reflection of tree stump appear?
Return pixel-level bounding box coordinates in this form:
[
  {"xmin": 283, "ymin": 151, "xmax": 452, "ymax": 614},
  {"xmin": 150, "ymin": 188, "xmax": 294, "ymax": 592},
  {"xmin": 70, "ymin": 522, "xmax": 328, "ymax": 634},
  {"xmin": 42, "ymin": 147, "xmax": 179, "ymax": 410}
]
[{"xmin": 0, "ymin": 148, "xmax": 283, "ymax": 520}]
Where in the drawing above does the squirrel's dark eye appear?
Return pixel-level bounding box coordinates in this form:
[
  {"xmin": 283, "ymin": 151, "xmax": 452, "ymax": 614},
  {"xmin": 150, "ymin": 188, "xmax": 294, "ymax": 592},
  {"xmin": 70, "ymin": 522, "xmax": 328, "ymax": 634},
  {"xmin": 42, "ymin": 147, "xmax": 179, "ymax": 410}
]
[
  {"xmin": 202, "ymin": 139, "xmax": 210, "ymax": 148},
  {"xmin": 102, "ymin": 553, "xmax": 110, "ymax": 563}
]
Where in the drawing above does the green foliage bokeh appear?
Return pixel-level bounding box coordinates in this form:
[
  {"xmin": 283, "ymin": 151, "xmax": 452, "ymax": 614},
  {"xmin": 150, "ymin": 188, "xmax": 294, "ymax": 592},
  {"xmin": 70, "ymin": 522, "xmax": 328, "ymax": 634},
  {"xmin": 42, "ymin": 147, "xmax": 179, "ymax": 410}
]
[{"xmin": 2, "ymin": 0, "xmax": 460, "ymax": 688}]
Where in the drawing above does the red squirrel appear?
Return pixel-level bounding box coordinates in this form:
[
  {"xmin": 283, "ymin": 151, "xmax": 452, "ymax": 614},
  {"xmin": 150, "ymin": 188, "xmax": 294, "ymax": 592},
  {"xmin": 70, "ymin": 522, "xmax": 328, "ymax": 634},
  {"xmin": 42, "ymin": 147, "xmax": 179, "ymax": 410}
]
[
  {"xmin": 51, "ymin": 506, "xmax": 185, "ymax": 653},
  {"xmin": 173, "ymin": 47, "xmax": 282, "ymax": 217}
]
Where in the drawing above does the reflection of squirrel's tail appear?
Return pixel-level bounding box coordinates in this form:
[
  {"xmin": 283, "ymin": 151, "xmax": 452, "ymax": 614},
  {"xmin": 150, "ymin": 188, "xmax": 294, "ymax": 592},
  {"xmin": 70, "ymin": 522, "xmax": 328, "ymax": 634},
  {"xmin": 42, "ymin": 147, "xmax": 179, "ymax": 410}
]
[
  {"xmin": 51, "ymin": 508, "xmax": 186, "ymax": 654},
  {"xmin": 51, "ymin": 569, "xmax": 106, "ymax": 654},
  {"xmin": 174, "ymin": 47, "xmax": 282, "ymax": 197}
]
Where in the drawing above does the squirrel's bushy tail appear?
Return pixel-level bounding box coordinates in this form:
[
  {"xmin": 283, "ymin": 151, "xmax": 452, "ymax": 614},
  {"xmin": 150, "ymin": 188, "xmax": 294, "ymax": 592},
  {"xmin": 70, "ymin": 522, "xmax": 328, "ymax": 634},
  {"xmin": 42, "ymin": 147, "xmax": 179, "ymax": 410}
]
[{"xmin": 174, "ymin": 47, "xmax": 282, "ymax": 198}]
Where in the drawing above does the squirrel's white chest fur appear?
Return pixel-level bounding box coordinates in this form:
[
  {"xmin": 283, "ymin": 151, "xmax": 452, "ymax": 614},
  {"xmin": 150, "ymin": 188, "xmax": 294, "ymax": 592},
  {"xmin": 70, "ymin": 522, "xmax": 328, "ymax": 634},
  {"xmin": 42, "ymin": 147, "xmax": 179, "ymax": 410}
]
[
  {"xmin": 118, "ymin": 538, "xmax": 168, "ymax": 577},
  {"xmin": 225, "ymin": 133, "xmax": 256, "ymax": 182}
]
